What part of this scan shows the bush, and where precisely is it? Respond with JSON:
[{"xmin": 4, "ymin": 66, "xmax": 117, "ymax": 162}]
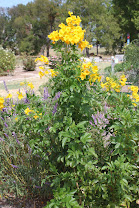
[
  {"xmin": 124, "ymin": 39, "xmax": 139, "ymax": 86},
  {"xmin": 22, "ymin": 56, "xmax": 36, "ymax": 71},
  {"xmin": 48, "ymin": 56, "xmax": 61, "ymax": 69},
  {"xmin": 0, "ymin": 12, "xmax": 139, "ymax": 207},
  {"xmin": 0, "ymin": 46, "xmax": 15, "ymax": 75}
]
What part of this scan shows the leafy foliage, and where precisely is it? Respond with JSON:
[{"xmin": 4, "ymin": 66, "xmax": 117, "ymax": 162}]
[
  {"xmin": 124, "ymin": 38, "xmax": 139, "ymax": 86},
  {"xmin": 0, "ymin": 12, "xmax": 139, "ymax": 208},
  {"xmin": 0, "ymin": 46, "xmax": 15, "ymax": 75},
  {"xmin": 22, "ymin": 55, "xmax": 36, "ymax": 71}
]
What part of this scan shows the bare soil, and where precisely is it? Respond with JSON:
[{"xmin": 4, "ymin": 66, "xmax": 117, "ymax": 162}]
[{"xmin": 0, "ymin": 65, "xmax": 49, "ymax": 98}]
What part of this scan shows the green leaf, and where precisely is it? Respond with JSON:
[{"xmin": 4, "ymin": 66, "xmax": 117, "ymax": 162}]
[{"xmin": 80, "ymin": 132, "xmax": 91, "ymax": 144}]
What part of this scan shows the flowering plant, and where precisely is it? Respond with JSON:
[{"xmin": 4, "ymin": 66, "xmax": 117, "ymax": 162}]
[{"xmin": 0, "ymin": 12, "xmax": 139, "ymax": 207}]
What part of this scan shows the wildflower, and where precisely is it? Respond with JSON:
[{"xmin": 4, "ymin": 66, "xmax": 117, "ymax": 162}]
[
  {"xmin": 3, "ymin": 80, "xmax": 9, "ymax": 93},
  {"xmin": 17, "ymin": 91, "xmax": 24, "ymax": 100},
  {"xmin": 80, "ymin": 72, "xmax": 86, "ymax": 80},
  {"xmin": 11, "ymin": 164, "xmax": 19, "ymax": 168},
  {"xmin": 34, "ymin": 115, "xmax": 39, "ymax": 119},
  {"xmin": 35, "ymin": 55, "xmax": 49, "ymax": 64},
  {"xmin": 28, "ymin": 82, "xmax": 34, "ymax": 90},
  {"xmin": 6, "ymin": 93, "xmax": 12, "ymax": 99},
  {"xmin": 39, "ymin": 71, "xmax": 45, "ymax": 78},
  {"xmin": 0, "ymin": 97, "xmax": 4, "ymax": 110},
  {"xmin": 20, "ymin": 82, "xmax": 25, "ymax": 86},
  {"xmin": 119, "ymin": 74, "xmax": 127, "ymax": 86},
  {"xmin": 24, "ymin": 107, "xmax": 32, "ymax": 115}
]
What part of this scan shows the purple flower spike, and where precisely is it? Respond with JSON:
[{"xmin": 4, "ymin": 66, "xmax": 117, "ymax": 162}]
[
  {"xmin": 0, "ymin": 137, "xmax": 4, "ymax": 142},
  {"xmin": 91, "ymin": 115, "xmax": 97, "ymax": 125},
  {"xmin": 16, "ymin": 139, "xmax": 20, "ymax": 144},
  {"xmin": 53, "ymin": 103, "xmax": 58, "ymax": 115},
  {"xmin": 4, "ymin": 133, "xmax": 9, "ymax": 138},
  {"xmin": 53, "ymin": 91, "xmax": 61, "ymax": 101},
  {"xmin": 3, "ymin": 80, "xmax": 9, "ymax": 93},
  {"xmin": 43, "ymin": 87, "xmax": 50, "ymax": 100},
  {"xmin": 4, "ymin": 122, "xmax": 8, "ymax": 128},
  {"xmin": 11, "ymin": 164, "xmax": 19, "ymax": 168}
]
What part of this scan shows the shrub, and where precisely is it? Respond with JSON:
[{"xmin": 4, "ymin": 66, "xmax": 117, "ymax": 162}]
[
  {"xmin": 124, "ymin": 39, "xmax": 139, "ymax": 86},
  {"xmin": 0, "ymin": 46, "xmax": 15, "ymax": 75},
  {"xmin": 0, "ymin": 12, "xmax": 139, "ymax": 208},
  {"xmin": 48, "ymin": 56, "xmax": 61, "ymax": 69},
  {"xmin": 22, "ymin": 56, "xmax": 36, "ymax": 71}
]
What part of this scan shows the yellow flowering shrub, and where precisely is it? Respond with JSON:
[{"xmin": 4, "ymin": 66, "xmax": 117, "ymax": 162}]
[{"xmin": 48, "ymin": 11, "xmax": 92, "ymax": 51}]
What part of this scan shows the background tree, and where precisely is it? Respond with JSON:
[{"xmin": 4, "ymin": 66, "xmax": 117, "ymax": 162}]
[{"xmin": 112, "ymin": 0, "xmax": 139, "ymax": 41}]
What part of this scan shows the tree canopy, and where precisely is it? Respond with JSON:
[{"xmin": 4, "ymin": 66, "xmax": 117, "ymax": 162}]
[{"xmin": 0, "ymin": 0, "xmax": 138, "ymax": 55}]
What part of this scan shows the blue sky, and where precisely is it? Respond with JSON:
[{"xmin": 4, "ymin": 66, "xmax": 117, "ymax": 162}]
[{"xmin": 0, "ymin": 0, "xmax": 33, "ymax": 8}]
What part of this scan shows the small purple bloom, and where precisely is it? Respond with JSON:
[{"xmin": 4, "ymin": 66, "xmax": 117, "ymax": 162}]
[
  {"xmin": 4, "ymin": 122, "xmax": 8, "ymax": 128},
  {"xmin": 11, "ymin": 164, "xmax": 19, "ymax": 168},
  {"xmin": 1, "ymin": 117, "xmax": 4, "ymax": 121},
  {"xmin": 0, "ymin": 137, "xmax": 4, "ymax": 142},
  {"xmin": 24, "ymin": 96, "xmax": 29, "ymax": 103},
  {"xmin": 4, "ymin": 133, "xmax": 9, "ymax": 138},
  {"xmin": 16, "ymin": 139, "xmax": 20, "ymax": 144}
]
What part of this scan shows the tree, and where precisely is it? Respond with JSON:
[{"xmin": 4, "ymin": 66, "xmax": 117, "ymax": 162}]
[
  {"xmin": 66, "ymin": 0, "xmax": 121, "ymax": 54},
  {"xmin": 112, "ymin": 0, "xmax": 139, "ymax": 41}
]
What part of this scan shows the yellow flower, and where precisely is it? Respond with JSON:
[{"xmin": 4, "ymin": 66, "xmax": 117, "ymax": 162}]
[
  {"xmin": 0, "ymin": 97, "xmax": 4, "ymax": 104},
  {"xmin": 17, "ymin": 92, "xmax": 24, "ymax": 100},
  {"xmin": 39, "ymin": 71, "xmax": 45, "ymax": 78},
  {"xmin": 120, "ymin": 74, "xmax": 127, "ymax": 86},
  {"xmin": 15, "ymin": 117, "xmax": 18, "ymax": 121},
  {"xmin": 35, "ymin": 55, "xmax": 49, "ymax": 64},
  {"xmin": 24, "ymin": 107, "xmax": 32, "ymax": 115},
  {"xmin": 80, "ymin": 72, "xmax": 86, "ymax": 80},
  {"xmin": 44, "ymin": 70, "xmax": 49, "ymax": 75},
  {"xmin": 101, "ymin": 82, "xmax": 105, "ymax": 88},
  {"xmin": 130, "ymin": 85, "xmax": 138, "ymax": 93},
  {"xmin": 68, "ymin": 11, "xmax": 73, "ymax": 16},
  {"xmin": 92, "ymin": 66, "xmax": 98, "ymax": 73},
  {"xmin": 20, "ymin": 82, "xmax": 25, "ymax": 86},
  {"xmin": 34, "ymin": 115, "xmax": 39, "ymax": 119},
  {"xmin": 84, "ymin": 70, "xmax": 90, "ymax": 76},
  {"xmin": 6, "ymin": 93, "xmax": 12, "ymax": 99},
  {"xmin": 28, "ymin": 82, "xmax": 34, "ymax": 90},
  {"xmin": 39, "ymin": 66, "xmax": 44, "ymax": 70},
  {"xmin": 0, "ymin": 104, "xmax": 4, "ymax": 110},
  {"xmin": 132, "ymin": 102, "xmax": 137, "ymax": 107}
]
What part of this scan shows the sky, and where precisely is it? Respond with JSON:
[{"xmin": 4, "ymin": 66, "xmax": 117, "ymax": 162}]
[{"xmin": 0, "ymin": 0, "xmax": 33, "ymax": 8}]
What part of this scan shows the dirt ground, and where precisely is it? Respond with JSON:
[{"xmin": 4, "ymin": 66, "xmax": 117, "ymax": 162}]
[{"xmin": 0, "ymin": 65, "xmax": 49, "ymax": 98}]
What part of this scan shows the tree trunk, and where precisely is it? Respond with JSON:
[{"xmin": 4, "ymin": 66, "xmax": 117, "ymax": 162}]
[
  {"xmin": 47, "ymin": 45, "xmax": 49, "ymax": 57},
  {"xmin": 96, "ymin": 43, "xmax": 99, "ymax": 56},
  {"xmin": 86, "ymin": 47, "xmax": 89, "ymax": 57}
]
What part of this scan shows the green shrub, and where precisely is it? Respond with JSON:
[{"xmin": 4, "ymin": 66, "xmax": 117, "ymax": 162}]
[
  {"xmin": 0, "ymin": 13, "xmax": 139, "ymax": 208},
  {"xmin": 22, "ymin": 56, "xmax": 36, "ymax": 71},
  {"xmin": 124, "ymin": 39, "xmax": 139, "ymax": 86},
  {"xmin": 0, "ymin": 46, "xmax": 15, "ymax": 75}
]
